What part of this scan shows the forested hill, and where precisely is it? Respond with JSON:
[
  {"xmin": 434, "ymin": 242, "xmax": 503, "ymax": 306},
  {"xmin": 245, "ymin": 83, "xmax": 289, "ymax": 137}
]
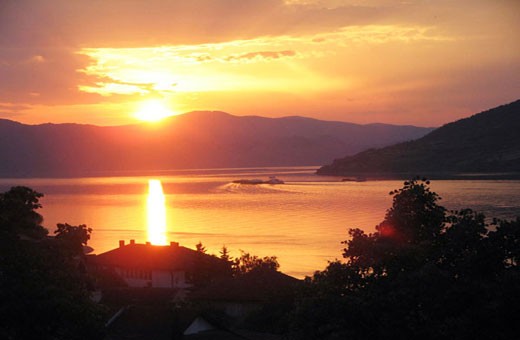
[
  {"xmin": 317, "ymin": 99, "xmax": 520, "ymax": 177},
  {"xmin": 0, "ymin": 111, "xmax": 432, "ymax": 177}
]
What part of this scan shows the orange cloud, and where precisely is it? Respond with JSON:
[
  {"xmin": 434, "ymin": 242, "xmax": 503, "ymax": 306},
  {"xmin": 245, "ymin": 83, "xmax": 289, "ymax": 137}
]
[{"xmin": 224, "ymin": 50, "xmax": 298, "ymax": 62}]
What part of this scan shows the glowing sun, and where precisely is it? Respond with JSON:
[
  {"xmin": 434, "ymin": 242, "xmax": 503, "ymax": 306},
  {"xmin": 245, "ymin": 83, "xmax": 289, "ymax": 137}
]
[{"xmin": 134, "ymin": 100, "xmax": 176, "ymax": 122}]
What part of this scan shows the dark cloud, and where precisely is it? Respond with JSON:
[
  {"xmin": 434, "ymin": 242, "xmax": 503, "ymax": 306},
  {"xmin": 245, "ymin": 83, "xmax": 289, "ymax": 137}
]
[
  {"xmin": 0, "ymin": 103, "xmax": 32, "ymax": 118},
  {"xmin": 195, "ymin": 54, "xmax": 214, "ymax": 62},
  {"xmin": 0, "ymin": 104, "xmax": 31, "ymax": 111},
  {"xmin": 0, "ymin": 47, "xmax": 103, "ymax": 105},
  {"xmin": 225, "ymin": 50, "xmax": 297, "ymax": 61}
]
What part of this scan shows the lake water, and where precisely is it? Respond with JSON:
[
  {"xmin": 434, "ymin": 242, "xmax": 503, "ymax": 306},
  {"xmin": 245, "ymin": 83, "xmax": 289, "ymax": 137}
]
[{"xmin": 2, "ymin": 167, "xmax": 520, "ymax": 278}]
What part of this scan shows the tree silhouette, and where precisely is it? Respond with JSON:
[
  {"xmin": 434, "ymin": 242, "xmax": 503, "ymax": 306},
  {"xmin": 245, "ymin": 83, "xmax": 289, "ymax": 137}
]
[
  {"xmin": 195, "ymin": 241, "xmax": 207, "ymax": 253},
  {"xmin": 342, "ymin": 178, "xmax": 446, "ymax": 278},
  {"xmin": 0, "ymin": 187, "xmax": 105, "ymax": 339},
  {"xmin": 0, "ymin": 186, "xmax": 47, "ymax": 239},
  {"xmin": 219, "ymin": 244, "xmax": 231, "ymax": 262},
  {"xmin": 55, "ymin": 223, "xmax": 92, "ymax": 256},
  {"xmin": 233, "ymin": 250, "xmax": 279, "ymax": 275},
  {"xmin": 290, "ymin": 178, "xmax": 520, "ymax": 340}
]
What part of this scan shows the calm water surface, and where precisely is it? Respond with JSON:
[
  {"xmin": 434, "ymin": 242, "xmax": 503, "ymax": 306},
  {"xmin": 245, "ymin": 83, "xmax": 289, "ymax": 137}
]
[{"xmin": 2, "ymin": 167, "xmax": 519, "ymax": 278}]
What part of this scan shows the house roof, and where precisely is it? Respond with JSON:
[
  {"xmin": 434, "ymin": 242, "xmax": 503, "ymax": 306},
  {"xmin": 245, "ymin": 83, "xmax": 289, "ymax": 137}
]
[
  {"xmin": 190, "ymin": 270, "xmax": 301, "ymax": 303},
  {"xmin": 91, "ymin": 242, "xmax": 223, "ymax": 271},
  {"xmin": 106, "ymin": 303, "xmax": 176, "ymax": 340},
  {"xmin": 182, "ymin": 329, "xmax": 246, "ymax": 339}
]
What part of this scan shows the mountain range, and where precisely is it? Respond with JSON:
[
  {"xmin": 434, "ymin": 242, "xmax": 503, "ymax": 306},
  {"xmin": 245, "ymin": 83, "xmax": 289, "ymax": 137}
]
[
  {"xmin": 317, "ymin": 100, "xmax": 520, "ymax": 177},
  {"xmin": 0, "ymin": 111, "xmax": 432, "ymax": 177}
]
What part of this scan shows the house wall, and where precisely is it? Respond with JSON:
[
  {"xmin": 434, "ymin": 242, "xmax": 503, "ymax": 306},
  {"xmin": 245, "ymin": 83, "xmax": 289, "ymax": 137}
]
[
  {"xmin": 210, "ymin": 301, "xmax": 260, "ymax": 319},
  {"xmin": 115, "ymin": 267, "xmax": 151, "ymax": 288},
  {"xmin": 152, "ymin": 270, "xmax": 173, "ymax": 288},
  {"xmin": 125, "ymin": 277, "xmax": 151, "ymax": 288},
  {"xmin": 114, "ymin": 267, "xmax": 192, "ymax": 288},
  {"xmin": 172, "ymin": 271, "xmax": 192, "ymax": 288}
]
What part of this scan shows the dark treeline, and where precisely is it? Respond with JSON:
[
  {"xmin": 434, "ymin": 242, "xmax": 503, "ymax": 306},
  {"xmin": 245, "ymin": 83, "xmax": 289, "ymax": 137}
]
[
  {"xmin": 195, "ymin": 241, "xmax": 280, "ymax": 277},
  {"xmin": 0, "ymin": 187, "xmax": 105, "ymax": 339},
  {"xmin": 1, "ymin": 180, "xmax": 519, "ymax": 339},
  {"xmin": 288, "ymin": 178, "xmax": 520, "ymax": 339}
]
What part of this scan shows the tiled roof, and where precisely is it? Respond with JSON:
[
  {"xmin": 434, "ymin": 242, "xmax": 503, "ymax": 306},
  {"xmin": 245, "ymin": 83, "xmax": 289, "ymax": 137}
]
[
  {"xmin": 92, "ymin": 242, "xmax": 221, "ymax": 271},
  {"xmin": 190, "ymin": 270, "xmax": 301, "ymax": 302}
]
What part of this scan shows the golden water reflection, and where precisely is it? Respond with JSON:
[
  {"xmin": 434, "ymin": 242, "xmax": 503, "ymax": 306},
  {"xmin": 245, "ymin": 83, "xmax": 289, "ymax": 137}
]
[
  {"xmin": 29, "ymin": 172, "xmax": 520, "ymax": 278},
  {"xmin": 147, "ymin": 179, "xmax": 167, "ymax": 245}
]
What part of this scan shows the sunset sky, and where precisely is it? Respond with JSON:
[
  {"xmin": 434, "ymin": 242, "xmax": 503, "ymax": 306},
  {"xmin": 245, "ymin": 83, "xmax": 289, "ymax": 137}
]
[{"xmin": 1, "ymin": 0, "xmax": 519, "ymax": 127}]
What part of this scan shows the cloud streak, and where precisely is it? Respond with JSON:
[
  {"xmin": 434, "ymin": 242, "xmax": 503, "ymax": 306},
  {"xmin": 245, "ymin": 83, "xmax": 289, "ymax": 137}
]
[
  {"xmin": 0, "ymin": 0, "xmax": 484, "ymax": 49},
  {"xmin": 224, "ymin": 50, "xmax": 297, "ymax": 62}
]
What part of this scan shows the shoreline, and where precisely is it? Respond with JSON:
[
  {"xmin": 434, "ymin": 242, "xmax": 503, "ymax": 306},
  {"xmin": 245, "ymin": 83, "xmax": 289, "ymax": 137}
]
[{"xmin": 314, "ymin": 171, "xmax": 520, "ymax": 181}]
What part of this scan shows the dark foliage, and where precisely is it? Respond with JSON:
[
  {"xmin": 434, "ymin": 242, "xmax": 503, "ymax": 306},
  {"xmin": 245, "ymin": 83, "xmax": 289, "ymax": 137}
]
[
  {"xmin": 219, "ymin": 245, "xmax": 231, "ymax": 262},
  {"xmin": 0, "ymin": 186, "xmax": 47, "ymax": 239},
  {"xmin": 290, "ymin": 178, "xmax": 520, "ymax": 340},
  {"xmin": 0, "ymin": 186, "xmax": 105, "ymax": 339},
  {"xmin": 192, "ymin": 247, "xmax": 281, "ymax": 288},
  {"xmin": 233, "ymin": 250, "xmax": 280, "ymax": 275},
  {"xmin": 55, "ymin": 223, "xmax": 92, "ymax": 256},
  {"xmin": 191, "ymin": 248, "xmax": 231, "ymax": 288},
  {"xmin": 195, "ymin": 241, "xmax": 207, "ymax": 253}
]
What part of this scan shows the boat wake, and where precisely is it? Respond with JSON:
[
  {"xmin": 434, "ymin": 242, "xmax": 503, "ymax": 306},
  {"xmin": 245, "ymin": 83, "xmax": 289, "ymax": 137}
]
[{"xmin": 216, "ymin": 182, "xmax": 293, "ymax": 194}]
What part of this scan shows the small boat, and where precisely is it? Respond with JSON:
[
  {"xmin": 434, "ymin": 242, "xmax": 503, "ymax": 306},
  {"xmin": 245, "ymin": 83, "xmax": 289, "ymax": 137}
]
[
  {"xmin": 341, "ymin": 176, "xmax": 366, "ymax": 182},
  {"xmin": 232, "ymin": 179, "xmax": 264, "ymax": 185},
  {"xmin": 265, "ymin": 176, "xmax": 284, "ymax": 184}
]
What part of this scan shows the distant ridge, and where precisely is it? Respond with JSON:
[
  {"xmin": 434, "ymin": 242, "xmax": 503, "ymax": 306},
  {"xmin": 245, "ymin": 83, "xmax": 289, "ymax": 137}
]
[
  {"xmin": 317, "ymin": 100, "xmax": 520, "ymax": 177},
  {"xmin": 0, "ymin": 111, "xmax": 432, "ymax": 177}
]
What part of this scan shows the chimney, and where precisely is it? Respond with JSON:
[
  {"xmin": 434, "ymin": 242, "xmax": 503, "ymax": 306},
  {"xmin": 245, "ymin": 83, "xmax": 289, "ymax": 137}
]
[
  {"xmin": 119, "ymin": 240, "xmax": 125, "ymax": 248},
  {"xmin": 130, "ymin": 239, "xmax": 135, "ymax": 245},
  {"xmin": 170, "ymin": 241, "xmax": 179, "ymax": 247}
]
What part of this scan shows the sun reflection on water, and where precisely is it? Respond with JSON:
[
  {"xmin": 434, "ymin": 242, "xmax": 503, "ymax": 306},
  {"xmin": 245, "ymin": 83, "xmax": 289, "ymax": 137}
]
[{"xmin": 147, "ymin": 179, "xmax": 167, "ymax": 245}]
